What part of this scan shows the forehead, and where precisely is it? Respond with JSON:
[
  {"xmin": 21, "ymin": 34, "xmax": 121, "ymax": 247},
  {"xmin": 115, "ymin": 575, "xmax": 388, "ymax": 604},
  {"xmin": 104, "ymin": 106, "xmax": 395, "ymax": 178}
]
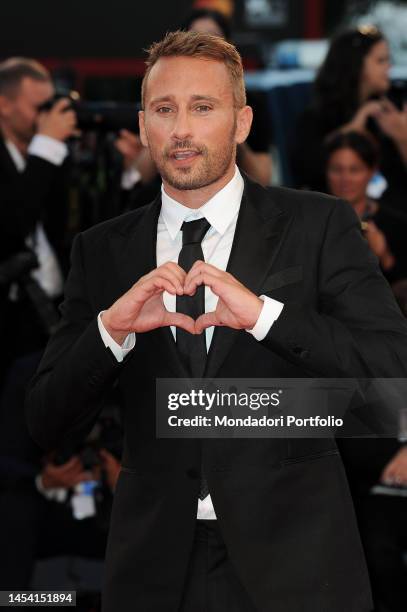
[
  {"xmin": 330, "ymin": 147, "xmax": 364, "ymax": 164},
  {"xmin": 368, "ymin": 39, "xmax": 388, "ymax": 58},
  {"xmin": 18, "ymin": 77, "xmax": 53, "ymax": 103},
  {"xmin": 145, "ymin": 56, "xmax": 234, "ymax": 104}
]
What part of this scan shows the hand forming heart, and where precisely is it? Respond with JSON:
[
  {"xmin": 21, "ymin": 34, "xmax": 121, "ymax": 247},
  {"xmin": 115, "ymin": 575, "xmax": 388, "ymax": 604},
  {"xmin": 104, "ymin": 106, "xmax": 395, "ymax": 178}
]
[{"xmin": 102, "ymin": 261, "xmax": 263, "ymax": 344}]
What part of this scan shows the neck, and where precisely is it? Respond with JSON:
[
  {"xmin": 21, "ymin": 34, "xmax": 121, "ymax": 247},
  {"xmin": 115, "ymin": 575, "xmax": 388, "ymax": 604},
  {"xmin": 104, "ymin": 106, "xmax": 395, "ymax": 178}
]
[
  {"xmin": 358, "ymin": 81, "xmax": 372, "ymax": 105},
  {"xmin": 162, "ymin": 162, "xmax": 236, "ymax": 209},
  {"xmin": 0, "ymin": 124, "xmax": 28, "ymax": 156},
  {"xmin": 353, "ymin": 196, "xmax": 369, "ymax": 218}
]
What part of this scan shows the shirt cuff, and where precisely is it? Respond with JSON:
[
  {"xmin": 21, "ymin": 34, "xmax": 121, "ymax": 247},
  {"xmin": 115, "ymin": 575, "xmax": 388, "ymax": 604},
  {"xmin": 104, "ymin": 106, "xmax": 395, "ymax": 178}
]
[
  {"xmin": 28, "ymin": 134, "xmax": 68, "ymax": 166},
  {"xmin": 35, "ymin": 473, "xmax": 68, "ymax": 503},
  {"xmin": 121, "ymin": 166, "xmax": 142, "ymax": 190},
  {"xmin": 97, "ymin": 311, "xmax": 135, "ymax": 362},
  {"xmin": 246, "ymin": 295, "xmax": 284, "ymax": 341}
]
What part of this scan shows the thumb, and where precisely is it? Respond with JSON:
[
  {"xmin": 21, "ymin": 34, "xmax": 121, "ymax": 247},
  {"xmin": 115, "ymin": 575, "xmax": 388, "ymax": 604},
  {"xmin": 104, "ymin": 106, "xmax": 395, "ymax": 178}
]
[
  {"xmin": 165, "ymin": 312, "xmax": 196, "ymax": 334},
  {"xmin": 195, "ymin": 312, "xmax": 218, "ymax": 334}
]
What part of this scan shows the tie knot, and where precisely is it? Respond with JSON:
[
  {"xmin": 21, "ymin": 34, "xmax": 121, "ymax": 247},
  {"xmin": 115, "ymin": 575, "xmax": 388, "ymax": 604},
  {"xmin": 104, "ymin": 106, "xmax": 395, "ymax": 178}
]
[{"xmin": 181, "ymin": 218, "xmax": 211, "ymax": 246}]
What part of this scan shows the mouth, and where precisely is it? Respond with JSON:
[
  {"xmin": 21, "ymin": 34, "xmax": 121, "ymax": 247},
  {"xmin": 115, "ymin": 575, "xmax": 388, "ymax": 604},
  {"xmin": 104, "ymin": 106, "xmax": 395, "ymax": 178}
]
[{"xmin": 169, "ymin": 149, "xmax": 201, "ymax": 164}]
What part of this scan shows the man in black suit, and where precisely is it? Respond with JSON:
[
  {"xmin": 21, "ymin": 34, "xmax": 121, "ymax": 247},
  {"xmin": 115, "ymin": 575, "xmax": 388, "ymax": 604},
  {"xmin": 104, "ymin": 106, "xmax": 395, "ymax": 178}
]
[
  {"xmin": 0, "ymin": 58, "xmax": 81, "ymax": 589},
  {"xmin": 0, "ymin": 57, "xmax": 77, "ymax": 365},
  {"xmin": 26, "ymin": 31, "xmax": 407, "ymax": 612}
]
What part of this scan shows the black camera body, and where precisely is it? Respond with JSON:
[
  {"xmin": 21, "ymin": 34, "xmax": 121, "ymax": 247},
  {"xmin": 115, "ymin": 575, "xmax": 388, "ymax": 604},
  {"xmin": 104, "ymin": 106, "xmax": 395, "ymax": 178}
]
[{"xmin": 38, "ymin": 91, "xmax": 140, "ymax": 133}]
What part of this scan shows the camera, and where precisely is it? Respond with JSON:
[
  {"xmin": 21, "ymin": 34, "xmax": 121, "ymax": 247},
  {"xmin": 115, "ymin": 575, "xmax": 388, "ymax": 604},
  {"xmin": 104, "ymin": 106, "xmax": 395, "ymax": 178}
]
[
  {"xmin": 38, "ymin": 90, "xmax": 140, "ymax": 133},
  {"xmin": 0, "ymin": 250, "xmax": 38, "ymax": 286}
]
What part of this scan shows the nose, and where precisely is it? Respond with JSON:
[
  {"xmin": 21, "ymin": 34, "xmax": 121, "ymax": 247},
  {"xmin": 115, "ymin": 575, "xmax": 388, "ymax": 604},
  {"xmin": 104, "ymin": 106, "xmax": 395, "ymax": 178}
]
[{"xmin": 170, "ymin": 108, "xmax": 192, "ymax": 142}]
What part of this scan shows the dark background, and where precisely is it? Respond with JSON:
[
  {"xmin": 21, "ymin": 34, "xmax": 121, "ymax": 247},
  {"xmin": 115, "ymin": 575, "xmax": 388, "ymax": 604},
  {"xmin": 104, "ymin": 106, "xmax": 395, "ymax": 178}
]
[{"xmin": 1, "ymin": 0, "xmax": 349, "ymax": 59}]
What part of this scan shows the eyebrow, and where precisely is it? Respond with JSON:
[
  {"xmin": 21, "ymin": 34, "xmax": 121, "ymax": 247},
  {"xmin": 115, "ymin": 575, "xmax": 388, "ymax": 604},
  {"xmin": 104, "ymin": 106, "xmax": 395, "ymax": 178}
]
[{"xmin": 149, "ymin": 94, "xmax": 220, "ymax": 107}]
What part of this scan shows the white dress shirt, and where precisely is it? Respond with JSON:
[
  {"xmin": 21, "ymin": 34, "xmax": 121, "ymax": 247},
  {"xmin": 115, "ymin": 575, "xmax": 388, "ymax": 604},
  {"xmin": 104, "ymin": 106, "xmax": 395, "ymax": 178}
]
[
  {"xmin": 6, "ymin": 136, "xmax": 66, "ymax": 298},
  {"xmin": 98, "ymin": 166, "xmax": 284, "ymax": 519}
]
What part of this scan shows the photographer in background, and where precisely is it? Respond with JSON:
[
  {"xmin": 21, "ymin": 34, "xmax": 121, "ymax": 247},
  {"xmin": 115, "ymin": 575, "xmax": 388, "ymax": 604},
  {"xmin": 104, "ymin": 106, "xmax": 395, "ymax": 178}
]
[
  {"xmin": 0, "ymin": 57, "xmax": 77, "ymax": 373},
  {"xmin": 0, "ymin": 394, "xmax": 122, "ymax": 590},
  {"xmin": 0, "ymin": 58, "xmax": 80, "ymax": 590}
]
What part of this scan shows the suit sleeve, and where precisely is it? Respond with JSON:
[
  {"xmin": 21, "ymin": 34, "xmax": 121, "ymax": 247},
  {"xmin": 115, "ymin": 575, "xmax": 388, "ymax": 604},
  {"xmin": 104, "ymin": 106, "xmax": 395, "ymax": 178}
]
[
  {"xmin": 25, "ymin": 233, "xmax": 125, "ymax": 451},
  {"xmin": 2, "ymin": 155, "xmax": 62, "ymax": 241},
  {"xmin": 261, "ymin": 199, "xmax": 407, "ymax": 377}
]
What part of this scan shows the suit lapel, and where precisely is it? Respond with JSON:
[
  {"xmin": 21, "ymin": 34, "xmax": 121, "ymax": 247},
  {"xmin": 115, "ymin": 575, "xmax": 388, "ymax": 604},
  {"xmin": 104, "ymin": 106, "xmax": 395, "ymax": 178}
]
[
  {"xmin": 204, "ymin": 177, "xmax": 293, "ymax": 378},
  {"xmin": 0, "ymin": 138, "xmax": 22, "ymax": 178}
]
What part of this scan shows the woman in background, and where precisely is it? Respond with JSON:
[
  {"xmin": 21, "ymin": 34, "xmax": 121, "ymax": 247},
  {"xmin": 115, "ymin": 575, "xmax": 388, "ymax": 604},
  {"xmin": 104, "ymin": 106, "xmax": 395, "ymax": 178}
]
[
  {"xmin": 293, "ymin": 27, "xmax": 407, "ymax": 212},
  {"xmin": 325, "ymin": 130, "xmax": 407, "ymax": 283}
]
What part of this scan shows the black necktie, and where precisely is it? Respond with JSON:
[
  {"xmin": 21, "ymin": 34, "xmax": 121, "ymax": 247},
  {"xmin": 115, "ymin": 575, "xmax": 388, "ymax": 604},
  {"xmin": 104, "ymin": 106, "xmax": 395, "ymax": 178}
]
[
  {"xmin": 176, "ymin": 218, "xmax": 210, "ymax": 377},
  {"xmin": 176, "ymin": 217, "xmax": 210, "ymax": 500}
]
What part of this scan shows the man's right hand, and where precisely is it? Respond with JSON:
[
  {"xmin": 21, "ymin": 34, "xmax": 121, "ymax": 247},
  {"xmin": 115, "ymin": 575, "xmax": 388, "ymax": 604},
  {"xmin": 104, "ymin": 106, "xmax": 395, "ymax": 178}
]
[
  {"xmin": 342, "ymin": 100, "xmax": 383, "ymax": 133},
  {"xmin": 37, "ymin": 98, "xmax": 78, "ymax": 141},
  {"xmin": 101, "ymin": 262, "xmax": 196, "ymax": 344},
  {"xmin": 41, "ymin": 456, "xmax": 92, "ymax": 489}
]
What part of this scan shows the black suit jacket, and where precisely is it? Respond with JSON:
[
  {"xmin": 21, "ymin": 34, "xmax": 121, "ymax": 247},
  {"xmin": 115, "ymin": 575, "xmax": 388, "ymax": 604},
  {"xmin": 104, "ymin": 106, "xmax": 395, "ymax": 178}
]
[
  {"xmin": 0, "ymin": 138, "xmax": 70, "ymax": 363},
  {"xmin": 26, "ymin": 176, "xmax": 407, "ymax": 612}
]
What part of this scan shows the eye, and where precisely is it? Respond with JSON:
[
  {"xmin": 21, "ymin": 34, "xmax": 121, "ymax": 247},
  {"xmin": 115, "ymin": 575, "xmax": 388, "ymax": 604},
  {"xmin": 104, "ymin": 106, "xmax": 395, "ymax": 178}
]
[
  {"xmin": 156, "ymin": 106, "xmax": 173, "ymax": 114},
  {"xmin": 195, "ymin": 105, "xmax": 212, "ymax": 113}
]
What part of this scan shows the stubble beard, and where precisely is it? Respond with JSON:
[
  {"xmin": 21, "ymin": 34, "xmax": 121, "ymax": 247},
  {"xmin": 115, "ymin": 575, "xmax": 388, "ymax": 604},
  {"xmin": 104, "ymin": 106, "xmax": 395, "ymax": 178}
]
[{"xmin": 148, "ymin": 125, "xmax": 237, "ymax": 191}]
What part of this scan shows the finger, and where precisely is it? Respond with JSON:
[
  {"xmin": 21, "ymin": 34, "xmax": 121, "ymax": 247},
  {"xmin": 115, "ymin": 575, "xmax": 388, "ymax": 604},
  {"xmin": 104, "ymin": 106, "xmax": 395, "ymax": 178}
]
[
  {"xmin": 64, "ymin": 110, "xmax": 77, "ymax": 123},
  {"xmin": 158, "ymin": 262, "xmax": 187, "ymax": 289},
  {"xmin": 52, "ymin": 464, "xmax": 85, "ymax": 479},
  {"xmin": 150, "ymin": 269, "xmax": 184, "ymax": 294},
  {"xmin": 142, "ymin": 276, "xmax": 180, "ymax": 297},
  {"xmin": 52, "ymin": 98, "xmax": 72, "ymax": 113},
  {"xmin": 165, "ymin": 312, "xmax": 196, "ymax": 334},
  {"xmin": 195, "ymin": 312, "xmax": 219, "ymax": 334},
  {"xmin": 72, "ymin": 471, "xmax": 94, "ymax": 485},
  {"xmin": 380, "ymin": 98, "xmax": 397, "ymax": 113},
  {"xmin": 145, "ymin": 263, "xmax": 186, "ymax": 287},
  {"xmin": 188, "ymin": 260, "xmax": 223, "ymax": 276},
  {"xmin": 99, "ymin": 449, "xmax": 114, "ymax": 463},
  {"xmin": 184, "ymin": 270, "xmax": 223, "ymax": 296},
  {"xmin": 380, "ymin": 465, "xmax": 395, "ymax": 482},
  {"xmin": 186, "ymin": 263, "xmax": 236, "ymax": 290},
  {"xmin": 135, "ymin": 275, "xmax": 188, "ymax": 303},
  {"xmin": 120, "ymin": 129, "xmax": 139, "ymax": 142},
  {"xmin": 50, "ymin": 456, "xmax": 81, "ymax": 472}
]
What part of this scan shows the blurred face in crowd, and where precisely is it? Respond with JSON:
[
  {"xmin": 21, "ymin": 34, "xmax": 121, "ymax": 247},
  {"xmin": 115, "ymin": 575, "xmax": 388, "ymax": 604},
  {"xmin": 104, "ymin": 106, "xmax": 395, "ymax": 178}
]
[
  {"xmin": 139, "ymin": 55, "xmax": 252, "ymax": 203},
  {"xmin": 189, "ymin": 17, "xmax": 225, "ymax": 38},
  {"xmin": 361, "ymin": 39, "xmax": 391, "ymax": 98},
  {"xmin": 0, "ymin": 76, "xmax": 53, "ymax": 144},
  {"xmin": 326, "ymin": 147, "xmax": 375, "ymax": 210}
]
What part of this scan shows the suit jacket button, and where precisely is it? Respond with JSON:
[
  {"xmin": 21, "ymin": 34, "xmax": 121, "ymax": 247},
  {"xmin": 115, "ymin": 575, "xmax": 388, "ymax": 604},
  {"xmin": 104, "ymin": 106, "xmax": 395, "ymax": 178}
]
[
  {"xmin": 186, "ymin": 468, "xmax": 199, "ymax": 479},
  {"xmin": 291, "ymin": 344, "xmax": 307, "ymax": 357}
]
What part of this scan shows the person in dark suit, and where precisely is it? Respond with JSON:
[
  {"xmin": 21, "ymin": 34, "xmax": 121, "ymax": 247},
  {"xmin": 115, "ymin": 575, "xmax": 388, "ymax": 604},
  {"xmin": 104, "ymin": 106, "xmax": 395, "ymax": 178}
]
[
  {"xmin": 26, "ymin": 31, "xmax": 407, "ymax": 612},
  {"xmin": 0, "ymin": 57, "xmax": 77, "ymax": 367}
]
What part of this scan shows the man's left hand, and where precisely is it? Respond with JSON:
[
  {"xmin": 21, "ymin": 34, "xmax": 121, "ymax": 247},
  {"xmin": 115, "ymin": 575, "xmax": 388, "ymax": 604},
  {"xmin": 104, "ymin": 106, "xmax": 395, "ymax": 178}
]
[
  {"xmin": 183, "ymin": 261, "xmax": 263, "ymax": 334},
  {"xmin": 380, "ymin": 446, "xmax": 407, "ymax": 486},
  {"xmin": 115, "ymin": 129, "xmax": 143, "ymax": 170}
]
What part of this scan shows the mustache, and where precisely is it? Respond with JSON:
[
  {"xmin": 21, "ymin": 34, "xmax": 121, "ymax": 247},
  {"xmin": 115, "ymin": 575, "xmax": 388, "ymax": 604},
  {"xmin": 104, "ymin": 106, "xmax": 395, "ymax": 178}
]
[{"xmin": 164, "ymin": 141, "xmax": 206, "ymax": 158}]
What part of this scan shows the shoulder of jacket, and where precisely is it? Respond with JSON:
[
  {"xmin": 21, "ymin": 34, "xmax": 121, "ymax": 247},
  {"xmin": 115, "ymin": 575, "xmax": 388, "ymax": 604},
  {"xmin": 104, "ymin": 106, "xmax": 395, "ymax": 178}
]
[{"xmin": 78, "ymin": 202, "xmax": 153, "ymax": 244}]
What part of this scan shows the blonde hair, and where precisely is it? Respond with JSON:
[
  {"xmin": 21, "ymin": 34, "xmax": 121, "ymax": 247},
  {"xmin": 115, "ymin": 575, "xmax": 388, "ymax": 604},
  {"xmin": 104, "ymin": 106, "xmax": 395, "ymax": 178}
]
[{"xmin": 141, "ymin": 30, "xmax": 246, "ymax": 109}]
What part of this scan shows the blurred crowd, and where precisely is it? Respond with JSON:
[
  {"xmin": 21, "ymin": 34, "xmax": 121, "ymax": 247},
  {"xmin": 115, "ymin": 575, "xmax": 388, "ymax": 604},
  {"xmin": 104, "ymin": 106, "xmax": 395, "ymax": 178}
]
[{"xmin": 0, "ymin": 8, "xmax": 406, "ymax": 612}]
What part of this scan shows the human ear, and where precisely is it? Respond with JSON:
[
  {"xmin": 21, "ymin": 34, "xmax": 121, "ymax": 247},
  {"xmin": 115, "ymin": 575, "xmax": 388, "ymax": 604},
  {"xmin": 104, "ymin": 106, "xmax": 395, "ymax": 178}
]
[
  {"xmin": 235, "ymin": 105, "xmax": 253, "ymax": 144},
  {"xmin": 138, "ymin": 110, "xmax": 148, "ymax": 147}
]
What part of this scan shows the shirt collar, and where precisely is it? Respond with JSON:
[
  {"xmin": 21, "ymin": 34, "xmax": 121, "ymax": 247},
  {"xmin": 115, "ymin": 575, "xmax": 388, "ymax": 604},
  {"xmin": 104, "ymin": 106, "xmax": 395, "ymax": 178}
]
[
  {"xmin": 5, "ymin": 140, "xmax": 25, "ymax": 172},
  {"xmin": 160, "ymin": 166, "xmax": 244, "ymax": 240}
]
